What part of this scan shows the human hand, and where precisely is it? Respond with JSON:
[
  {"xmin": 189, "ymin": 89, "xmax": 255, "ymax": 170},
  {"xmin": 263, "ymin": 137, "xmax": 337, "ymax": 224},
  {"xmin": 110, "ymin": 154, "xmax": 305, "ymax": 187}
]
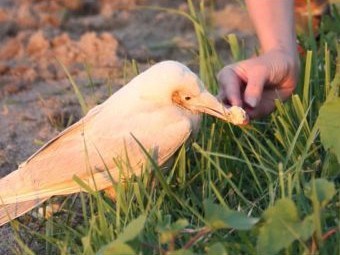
[{"xmin": 217, "ymin": 49, "xmax": 299, "ymax": 119}]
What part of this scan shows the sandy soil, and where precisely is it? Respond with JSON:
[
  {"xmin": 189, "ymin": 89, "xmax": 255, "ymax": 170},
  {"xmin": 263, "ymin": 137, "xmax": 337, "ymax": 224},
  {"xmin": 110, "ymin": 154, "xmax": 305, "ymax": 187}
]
[{"xmin": 0, "ymin": 0, "xmax": 256, "ymax": 253}]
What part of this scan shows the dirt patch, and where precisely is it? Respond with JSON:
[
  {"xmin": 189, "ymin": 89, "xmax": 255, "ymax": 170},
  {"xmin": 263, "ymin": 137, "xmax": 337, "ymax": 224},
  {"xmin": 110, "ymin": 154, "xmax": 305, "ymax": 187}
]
[{"xmin": 0, "ymin": 30, "xmax": 120, "ymax": 83}]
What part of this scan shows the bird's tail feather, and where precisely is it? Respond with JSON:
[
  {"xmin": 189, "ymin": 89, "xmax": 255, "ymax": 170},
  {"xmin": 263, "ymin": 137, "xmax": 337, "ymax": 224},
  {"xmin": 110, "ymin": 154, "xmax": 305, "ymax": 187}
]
[
  {"xmin": 1, "ymin": 171, "xmax": 114, "ymax": 204},
  {"xmin": 0, "ymin": 170, "xmax": 114, "ymax": 226},
  {"xmin": 0, "ymin": 197, "xmax": 49, "ymax": 227}
]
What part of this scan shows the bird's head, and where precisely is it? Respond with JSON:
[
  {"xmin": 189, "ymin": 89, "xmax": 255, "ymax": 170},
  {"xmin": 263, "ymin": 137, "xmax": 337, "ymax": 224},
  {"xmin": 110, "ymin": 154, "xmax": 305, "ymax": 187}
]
[{"xmin": 135, "ymin": 60, "xmax": 248, "ymax": 125}]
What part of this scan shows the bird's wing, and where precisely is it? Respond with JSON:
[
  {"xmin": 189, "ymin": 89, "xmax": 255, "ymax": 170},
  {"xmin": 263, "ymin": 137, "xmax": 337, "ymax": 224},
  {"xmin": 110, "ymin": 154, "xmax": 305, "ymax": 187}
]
[
  {"xmin": 0, "ymin": 101, "xmax": 193, "ymax": 204},
  {"xmin": 20, "ymin": 103, "xmax": 104, "ymax": 167},
  {"xmin": 0, "ymin": 103, "xmax": 104, "ymax": 203}
]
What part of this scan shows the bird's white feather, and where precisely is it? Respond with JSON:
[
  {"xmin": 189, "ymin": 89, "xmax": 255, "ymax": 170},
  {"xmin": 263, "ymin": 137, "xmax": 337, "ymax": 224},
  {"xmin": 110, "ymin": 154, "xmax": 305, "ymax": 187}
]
[
  {"xmin": 0, "ymin": 60, "xmax": 245, "ymax": 226},
  {"xmin": 0, "ymin": 61, "xmax": 201, "ymax": 205}
]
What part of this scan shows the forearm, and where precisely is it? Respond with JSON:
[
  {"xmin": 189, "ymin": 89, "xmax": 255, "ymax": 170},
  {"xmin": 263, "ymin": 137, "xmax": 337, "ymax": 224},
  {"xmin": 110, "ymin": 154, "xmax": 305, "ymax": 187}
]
[{"xmin": 245, "ymin": 0, "xmax": 297, "ymax": 57}]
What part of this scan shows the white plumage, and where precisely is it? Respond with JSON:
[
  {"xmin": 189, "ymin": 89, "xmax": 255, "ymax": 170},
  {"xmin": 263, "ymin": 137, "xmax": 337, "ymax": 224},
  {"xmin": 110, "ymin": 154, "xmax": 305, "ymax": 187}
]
[{"xmin": 0, "ymin": 60, "xmax": 247, "ymax": 226}]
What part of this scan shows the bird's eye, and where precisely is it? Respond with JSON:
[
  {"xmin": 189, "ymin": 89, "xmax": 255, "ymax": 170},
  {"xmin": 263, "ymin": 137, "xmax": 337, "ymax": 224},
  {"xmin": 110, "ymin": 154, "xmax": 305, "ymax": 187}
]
[{"xmin": 184, "ymin": 96, "xmax": 191, "ymax": 101}]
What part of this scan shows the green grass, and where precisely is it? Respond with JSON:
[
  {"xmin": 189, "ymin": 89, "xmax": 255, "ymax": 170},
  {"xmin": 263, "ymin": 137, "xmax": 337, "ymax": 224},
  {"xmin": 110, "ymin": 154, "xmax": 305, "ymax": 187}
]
[{"xmin": 12, "ymin": 1, "xmax": 340, "ymax": 255}]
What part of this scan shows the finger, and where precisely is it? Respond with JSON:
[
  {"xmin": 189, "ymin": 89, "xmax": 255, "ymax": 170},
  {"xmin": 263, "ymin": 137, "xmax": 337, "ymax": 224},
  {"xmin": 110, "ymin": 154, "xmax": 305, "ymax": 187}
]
[
  {"xmin": 243, "ymin": 70, "xmax": 267, "ymax": 108},
  {"xmin": 217, "ymin": 66, "xmax": 243, "ymax": 107},
  {"xmin": 247, "ymin": 89, "xmax": 279, "ymax": 119}
]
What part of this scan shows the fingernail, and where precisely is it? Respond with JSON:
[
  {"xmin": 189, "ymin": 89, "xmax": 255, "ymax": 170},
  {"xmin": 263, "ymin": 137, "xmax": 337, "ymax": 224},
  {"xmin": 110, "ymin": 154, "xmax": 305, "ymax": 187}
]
[{"xmin": 245, "ymin": 97, "xmax": 258, "ymax": 108}]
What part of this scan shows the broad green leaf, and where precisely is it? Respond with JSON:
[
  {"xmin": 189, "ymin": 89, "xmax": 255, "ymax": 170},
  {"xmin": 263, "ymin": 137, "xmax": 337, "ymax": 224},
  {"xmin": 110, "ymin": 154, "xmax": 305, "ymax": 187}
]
[
  {"xmin": 300, "ymin": 215, "xmax": 315, "ymax": 241},
  {"xmin": 322, "ymin": 153, "xmax": 340, "ymax": 178},
  {"xmin": 159, "ymin": 231, "xmax": 173, "ymax": 244},
  {"xmin": 96, "ymin": 215, "xmax": 146, "ymax": 255},
  {"xmin": 318, "ymin": 74, "xmax": 340, "ymax": 163},
  {"xmin": 206, "ymin": 242, "xmax": 228, "ymax": 255},
  {"xmin": 96, "ymin": 241, "xmax": 135, "ymax": 255},
  {"xmin": 204, "ymin": 199, "xmax": 259, "ymax": 230},
  {"xmin": 262, "ymin": 198, "xmax": 299, "ymax": 221},
  {"xmin": 257, "ymin": 198, "xmax": 315, "ymax": 255},
  {"xmin": 157, "ymin": 218, "xmax": 189, "ymax": 244},
  {"xmin": 305, "ymin": 179, "xmax": 336, "ymax": 207},
  {"xmin": 117, "ymin": 214, "xmax": 146, "ymax": 243},
  {"xmin": 172, "ymin": 219, "xmax": 189, "ymax": 231}
]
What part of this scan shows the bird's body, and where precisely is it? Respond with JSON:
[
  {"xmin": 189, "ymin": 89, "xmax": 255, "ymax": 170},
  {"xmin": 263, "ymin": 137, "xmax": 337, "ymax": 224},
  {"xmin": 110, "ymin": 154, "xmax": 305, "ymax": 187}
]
[{"xmin": 0, "ymin": 61, "xmax": 247, "ymax": 226}]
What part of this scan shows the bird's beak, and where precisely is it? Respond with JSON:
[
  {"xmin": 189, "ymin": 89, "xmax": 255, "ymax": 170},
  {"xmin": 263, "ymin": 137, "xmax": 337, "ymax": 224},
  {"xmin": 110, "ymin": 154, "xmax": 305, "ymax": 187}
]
[{"xmin": 190, "ymin": 90, "xmax": 248, "ymax": 125}]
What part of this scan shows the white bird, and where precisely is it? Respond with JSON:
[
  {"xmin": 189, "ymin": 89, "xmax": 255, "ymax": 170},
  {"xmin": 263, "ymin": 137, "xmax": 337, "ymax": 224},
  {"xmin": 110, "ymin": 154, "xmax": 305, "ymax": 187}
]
[{"xmin": 0, "ymin": 60, "xmax": 247, "ymax": 226}]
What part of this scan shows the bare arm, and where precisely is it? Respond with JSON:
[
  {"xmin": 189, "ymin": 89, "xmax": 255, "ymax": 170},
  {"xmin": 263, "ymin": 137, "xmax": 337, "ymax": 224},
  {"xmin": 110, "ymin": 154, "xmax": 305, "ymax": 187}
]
[
  {"xmin": 218, "ymin": 0, "xmax": 299, "ymax": 118},
  {"xmin": 246, "ymin": 0, "xmax": 297, "ymax": 54}
]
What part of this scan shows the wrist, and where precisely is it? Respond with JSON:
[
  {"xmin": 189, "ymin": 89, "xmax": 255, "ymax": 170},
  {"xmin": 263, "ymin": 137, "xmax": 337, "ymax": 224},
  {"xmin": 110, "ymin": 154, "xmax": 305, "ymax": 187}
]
[
  {"xmin": 261, "ymin": 38, "xmax": 298, "ymax": 59},
  {"xmin": 264, "ymin": 46, "xmax": 299, "ymax": 62}
]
